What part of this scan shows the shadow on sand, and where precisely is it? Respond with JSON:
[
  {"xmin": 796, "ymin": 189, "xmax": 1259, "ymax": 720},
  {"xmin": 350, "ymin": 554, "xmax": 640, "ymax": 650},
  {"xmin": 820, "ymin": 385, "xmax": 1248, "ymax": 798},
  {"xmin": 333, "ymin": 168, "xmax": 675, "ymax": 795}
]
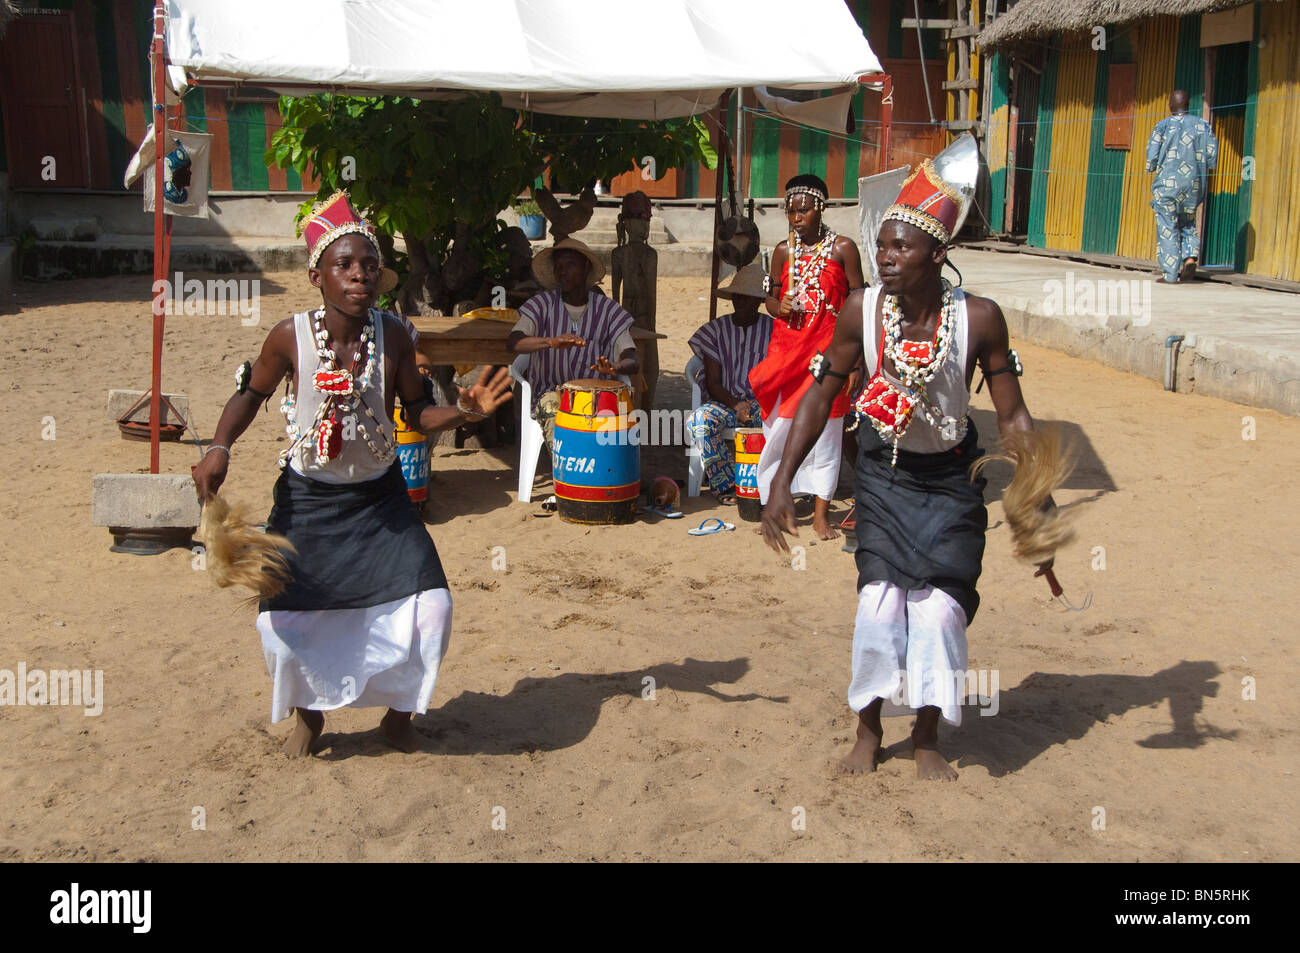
[
  {"xmin": 315, "ymin": 656, "xmax": 787, "ymax": 761},
  {"xmin": 877, "ymin": 660, "xmax": 1235, "ymax": 777}
]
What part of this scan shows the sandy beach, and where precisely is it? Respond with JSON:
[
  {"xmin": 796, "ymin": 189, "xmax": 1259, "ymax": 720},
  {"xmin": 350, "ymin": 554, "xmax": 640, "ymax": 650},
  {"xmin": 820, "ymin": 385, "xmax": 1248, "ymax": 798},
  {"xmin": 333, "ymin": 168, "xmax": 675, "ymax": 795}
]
[{"xmin": 1, "ymin": 270, "xmax": 1296, "ymax": 862}]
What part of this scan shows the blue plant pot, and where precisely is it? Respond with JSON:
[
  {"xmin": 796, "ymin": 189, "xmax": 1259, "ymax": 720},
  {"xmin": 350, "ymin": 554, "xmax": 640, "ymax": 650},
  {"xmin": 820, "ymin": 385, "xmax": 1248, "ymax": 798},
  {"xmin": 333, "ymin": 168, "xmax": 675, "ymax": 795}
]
[{"xmin": 519, "ymin": 214, "xmax": 546, "ymax": 240}]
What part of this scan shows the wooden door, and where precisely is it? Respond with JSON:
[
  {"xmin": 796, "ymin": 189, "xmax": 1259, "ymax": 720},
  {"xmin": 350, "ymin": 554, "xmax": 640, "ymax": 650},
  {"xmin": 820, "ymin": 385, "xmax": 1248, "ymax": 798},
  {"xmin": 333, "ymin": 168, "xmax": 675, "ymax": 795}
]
[{"xmin": 0, "ymin": 11, "xmax": 88, "ymax": 189}]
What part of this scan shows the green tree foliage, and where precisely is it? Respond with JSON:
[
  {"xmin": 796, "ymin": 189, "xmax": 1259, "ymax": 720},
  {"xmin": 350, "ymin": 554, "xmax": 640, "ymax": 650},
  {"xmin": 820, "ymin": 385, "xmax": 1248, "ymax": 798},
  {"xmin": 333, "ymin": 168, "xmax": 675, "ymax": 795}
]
[{"xmin": 268, "ymin": 93, "xmax": 716, "ymax": 315}]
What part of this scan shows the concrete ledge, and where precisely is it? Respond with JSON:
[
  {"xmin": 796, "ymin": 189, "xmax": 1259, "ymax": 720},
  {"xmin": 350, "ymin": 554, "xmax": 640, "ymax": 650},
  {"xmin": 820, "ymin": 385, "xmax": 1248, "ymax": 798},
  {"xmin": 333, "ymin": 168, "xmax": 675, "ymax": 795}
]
[
  {"xmin": 92, "ymin": 473, "xmax": 201, "ymax": 528},
  {"xmin": 29, "ymin": 215, "xmax": 100, "ymax": 241},
  {"xmin": 107, "ymin": 389, "xmax": 189, "ymax": 426},
  {"xmin": 993, "ymin": 298, "xmax": 1300, "ymax": 419},
  {"xmin": 26, "ymin": 237, "xmax": 306, "ymax": 279}
]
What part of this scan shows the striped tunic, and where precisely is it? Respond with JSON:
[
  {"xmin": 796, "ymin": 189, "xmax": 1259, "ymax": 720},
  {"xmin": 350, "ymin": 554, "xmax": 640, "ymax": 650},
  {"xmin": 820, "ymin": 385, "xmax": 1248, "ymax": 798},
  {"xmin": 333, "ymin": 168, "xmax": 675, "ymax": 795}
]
[
  {"xmin": 515, "ymin": 290, "xmax": 635, "ymax": 412},
  {"xmin": 689, "ymin": 313, "xmax": 773, "ymax": 401}
]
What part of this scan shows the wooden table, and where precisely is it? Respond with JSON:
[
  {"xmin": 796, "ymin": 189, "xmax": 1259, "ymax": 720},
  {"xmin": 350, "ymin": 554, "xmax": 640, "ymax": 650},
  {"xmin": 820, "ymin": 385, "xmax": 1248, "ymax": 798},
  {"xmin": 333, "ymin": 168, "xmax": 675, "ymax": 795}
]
[{"xmin": 413, "ymin": 316, "xmax": 664, "ymax": 368}]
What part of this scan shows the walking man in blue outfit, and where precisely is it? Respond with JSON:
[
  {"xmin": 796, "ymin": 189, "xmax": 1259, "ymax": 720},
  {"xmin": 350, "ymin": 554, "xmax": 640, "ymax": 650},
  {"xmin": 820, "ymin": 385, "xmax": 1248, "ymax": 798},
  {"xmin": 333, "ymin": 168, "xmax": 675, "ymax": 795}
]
[{"xmin": 1146, "ymin": 88, "xmax": 1218, "ymax": 284}]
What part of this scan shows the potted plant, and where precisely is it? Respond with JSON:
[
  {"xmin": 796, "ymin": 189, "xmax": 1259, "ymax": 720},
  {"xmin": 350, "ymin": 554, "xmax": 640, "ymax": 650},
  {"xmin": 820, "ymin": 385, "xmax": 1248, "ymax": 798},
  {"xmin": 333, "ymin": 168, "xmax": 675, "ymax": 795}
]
[{"xmin": 515, "ymin": 197, "xmax": 545, "ymax": 240}]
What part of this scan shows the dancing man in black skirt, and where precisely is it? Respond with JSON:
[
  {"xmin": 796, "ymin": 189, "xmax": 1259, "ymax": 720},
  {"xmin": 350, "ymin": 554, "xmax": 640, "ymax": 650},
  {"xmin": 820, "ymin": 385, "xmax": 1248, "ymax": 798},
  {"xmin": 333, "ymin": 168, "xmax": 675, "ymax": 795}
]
[
  {"xmin": 760, "ymin": 159, "xmax": 1053, "ymax": 780},
  {"xmin": 193, "ymin": 192, "xmax": 512, "ymax": 757}
]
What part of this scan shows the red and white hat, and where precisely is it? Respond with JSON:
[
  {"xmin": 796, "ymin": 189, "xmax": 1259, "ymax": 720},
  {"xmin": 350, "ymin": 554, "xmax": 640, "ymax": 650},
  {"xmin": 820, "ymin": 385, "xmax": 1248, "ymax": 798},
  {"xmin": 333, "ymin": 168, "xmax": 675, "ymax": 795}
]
[
  {"xmin": 302, "ymin": 191, "xmax": 397, "ymax": 292},
  {"xmin": 881, "ymin": 160, "xmax": 966, "ymax": 245}
]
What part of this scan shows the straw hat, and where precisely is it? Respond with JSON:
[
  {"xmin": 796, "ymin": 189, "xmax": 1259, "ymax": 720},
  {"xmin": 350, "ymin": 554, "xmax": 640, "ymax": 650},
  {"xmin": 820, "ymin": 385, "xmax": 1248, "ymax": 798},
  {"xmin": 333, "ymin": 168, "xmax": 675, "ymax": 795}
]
[
  {"xmin": 716, "ymin": 263, "xmax": 767, "ymax": 300},
  {"xmin": 532, "ymin": 238, "xmax": 605, "ymax": 290}
]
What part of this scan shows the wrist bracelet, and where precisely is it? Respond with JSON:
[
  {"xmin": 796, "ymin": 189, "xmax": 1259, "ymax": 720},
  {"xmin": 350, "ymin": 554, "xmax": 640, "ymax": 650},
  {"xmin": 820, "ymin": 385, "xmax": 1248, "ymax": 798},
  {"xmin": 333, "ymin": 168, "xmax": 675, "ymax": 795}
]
[{"xmin": 205, "ymin": 444, "xmax": 231, "ymax": 458}]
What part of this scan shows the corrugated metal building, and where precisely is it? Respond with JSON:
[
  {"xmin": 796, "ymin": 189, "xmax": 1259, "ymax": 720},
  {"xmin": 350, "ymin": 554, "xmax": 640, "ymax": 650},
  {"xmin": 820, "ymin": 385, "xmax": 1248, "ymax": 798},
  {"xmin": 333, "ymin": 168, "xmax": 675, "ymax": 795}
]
[{"xmin": 981, "ymin": 0, "xmax": 1300, "ymax": 283}]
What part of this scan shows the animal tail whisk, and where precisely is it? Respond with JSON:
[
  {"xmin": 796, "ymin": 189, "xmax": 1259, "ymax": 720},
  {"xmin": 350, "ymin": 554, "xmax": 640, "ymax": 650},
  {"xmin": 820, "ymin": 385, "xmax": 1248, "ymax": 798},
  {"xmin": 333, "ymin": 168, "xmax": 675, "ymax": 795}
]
[
  {"xmin": 198, "ymin": 495, "xmax": 295, "ymax": 601},
  {"xmin": 971, "ymin": 429, "xmax": 1089, "ymax": 609}
]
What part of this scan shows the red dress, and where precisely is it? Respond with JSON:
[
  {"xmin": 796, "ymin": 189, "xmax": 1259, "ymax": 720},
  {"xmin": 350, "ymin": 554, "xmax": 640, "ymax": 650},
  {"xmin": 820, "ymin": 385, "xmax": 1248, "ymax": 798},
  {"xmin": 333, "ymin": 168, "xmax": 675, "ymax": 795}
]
[{"xmin": 748, "ymin": 254, "xmax": 851, "ymax": 420}]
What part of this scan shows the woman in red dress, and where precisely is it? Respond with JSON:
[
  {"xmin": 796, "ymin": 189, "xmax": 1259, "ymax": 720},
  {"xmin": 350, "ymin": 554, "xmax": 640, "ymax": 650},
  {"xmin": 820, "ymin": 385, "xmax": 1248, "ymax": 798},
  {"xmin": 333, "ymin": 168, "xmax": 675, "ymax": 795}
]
[{"xmin": 750, "ymin": 174, "xmax": 865, "ymax": 539}]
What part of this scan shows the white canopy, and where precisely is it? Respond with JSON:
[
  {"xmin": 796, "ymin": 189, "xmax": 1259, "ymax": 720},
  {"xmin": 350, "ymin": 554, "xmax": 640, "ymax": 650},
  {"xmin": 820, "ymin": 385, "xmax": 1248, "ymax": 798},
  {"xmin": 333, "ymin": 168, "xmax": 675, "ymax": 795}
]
[{"xmin": 164, "ymin": 0, "xmax": 883, "ymax": 120}]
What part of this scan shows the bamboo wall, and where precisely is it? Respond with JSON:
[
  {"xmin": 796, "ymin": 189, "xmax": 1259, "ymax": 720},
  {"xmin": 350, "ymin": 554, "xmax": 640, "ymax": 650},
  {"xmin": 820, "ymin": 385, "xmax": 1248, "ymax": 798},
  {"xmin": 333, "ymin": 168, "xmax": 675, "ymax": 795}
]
[
  {"xmin": 1245, "ymin": 0, "xmax": 1300, "ymax": 281},
  {"xmin": 1114, "ymin": 17, "xmax": 1180, "ymax": 260},
  {"xmin": 1040, "ymin": 41, "xmax": 1096, "ymax": 250}
]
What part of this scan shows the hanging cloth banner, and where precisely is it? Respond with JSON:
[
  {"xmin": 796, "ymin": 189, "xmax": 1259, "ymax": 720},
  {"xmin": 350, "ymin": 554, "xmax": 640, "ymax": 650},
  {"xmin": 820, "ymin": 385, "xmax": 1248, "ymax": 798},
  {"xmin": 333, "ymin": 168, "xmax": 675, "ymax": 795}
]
[
  {"xmin": 754, "ymin": 85, "xmax": 862, "ymax": 134},
  {"xmin": 124, "ymin": 125, "xmax": 213, "ymax": 219}
]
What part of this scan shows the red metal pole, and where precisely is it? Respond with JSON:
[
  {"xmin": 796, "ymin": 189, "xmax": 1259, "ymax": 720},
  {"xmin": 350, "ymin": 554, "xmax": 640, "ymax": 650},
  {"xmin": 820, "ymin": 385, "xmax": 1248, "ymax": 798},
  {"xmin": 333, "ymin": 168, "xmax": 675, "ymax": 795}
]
[
  {"xmin": 148, "ymin": 1, "xmax": 167, "ymax": 473},
  {"xmin": 878, "ymin": 74, "xmax": 893, "ymax": 174}
]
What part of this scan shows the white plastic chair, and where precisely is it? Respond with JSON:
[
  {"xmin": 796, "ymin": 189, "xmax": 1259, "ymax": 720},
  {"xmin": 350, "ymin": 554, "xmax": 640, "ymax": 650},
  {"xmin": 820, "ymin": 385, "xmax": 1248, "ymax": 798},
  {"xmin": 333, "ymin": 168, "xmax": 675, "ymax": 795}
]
[
  {"xmin": 686, "ymin": 354, "xmax": 736, "ymax": 497},
  {"xmin": 512, "ymin": 353, "xmax": 546, "ymax": 503},
  {"xmin": 512, "ymin": 351, "xmax": 631, "ymax": 503}
]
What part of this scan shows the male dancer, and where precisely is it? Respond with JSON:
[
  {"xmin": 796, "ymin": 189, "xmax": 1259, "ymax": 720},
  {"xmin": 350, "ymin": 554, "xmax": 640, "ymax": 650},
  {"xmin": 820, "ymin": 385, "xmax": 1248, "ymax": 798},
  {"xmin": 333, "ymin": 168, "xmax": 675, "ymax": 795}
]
[
  {"xmin": 761, "ymin": 160, "xmax": 1053, "ymax": 780},
  {"xmin": 193, "ymin": 192, "xmax": 512, "ymax": 757}
]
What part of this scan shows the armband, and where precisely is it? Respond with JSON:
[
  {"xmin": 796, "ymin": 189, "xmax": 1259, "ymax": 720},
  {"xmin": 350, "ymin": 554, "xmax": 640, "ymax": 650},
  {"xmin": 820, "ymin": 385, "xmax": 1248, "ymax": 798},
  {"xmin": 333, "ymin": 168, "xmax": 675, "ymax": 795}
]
[
  {"xmin": 975, "ymin": 349, "xmax": 1023, "ymax": 393},
  {"xmin": 808, "ymin": 351, "xmax": 849, "ymax": 384}
]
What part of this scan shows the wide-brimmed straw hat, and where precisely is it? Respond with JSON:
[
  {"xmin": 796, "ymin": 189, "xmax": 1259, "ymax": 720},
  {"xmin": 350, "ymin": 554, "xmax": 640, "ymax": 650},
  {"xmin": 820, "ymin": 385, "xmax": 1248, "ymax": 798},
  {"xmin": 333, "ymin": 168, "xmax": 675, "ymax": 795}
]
[
  {"xmin": 532, "ymin": 238, "xmax": 605, "ymax": 290},
  {"xmin": 716, "ymin": 263, "xmax": 766, "ymax": 300}
]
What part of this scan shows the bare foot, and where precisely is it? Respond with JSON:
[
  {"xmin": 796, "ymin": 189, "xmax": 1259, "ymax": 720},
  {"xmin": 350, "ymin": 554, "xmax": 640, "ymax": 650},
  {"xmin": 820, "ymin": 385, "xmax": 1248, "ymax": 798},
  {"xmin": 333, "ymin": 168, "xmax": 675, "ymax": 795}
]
[
  {"xmin": 912, "ymin": 706, "xmax": 957, "ymax": 780},
  {"xmin": 913, "ymin": 746, "xmax": 958, "ymax": 780},
  {"xmin": 813, "ymin": 515, "xmax": 840, "ymax": 541},
  {"xmin": 838, "ymin": 703, "xmax": 883, "ymax": 774},
  {"xmin": 380, "ymin": 709, "xmax": 421, "ymax": 753},
  {"xmin": 813, "ymin": 498, "xmax": 839, "ymax": 540},
  {"xmin": 282, "ymin": 708, "xmax": 323, "ymax": 758}
]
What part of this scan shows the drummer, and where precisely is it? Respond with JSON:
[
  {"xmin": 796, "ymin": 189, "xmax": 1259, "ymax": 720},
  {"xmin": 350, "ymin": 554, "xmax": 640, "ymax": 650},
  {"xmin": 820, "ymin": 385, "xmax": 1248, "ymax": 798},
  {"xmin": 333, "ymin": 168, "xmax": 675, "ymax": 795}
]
[
  {"xmin": 687, "ymin": 264, "xmax": 773, "ymax": 504},
  {"xmin": 507, "ymin": 238, "xmax": 640, "ymax": 459}
]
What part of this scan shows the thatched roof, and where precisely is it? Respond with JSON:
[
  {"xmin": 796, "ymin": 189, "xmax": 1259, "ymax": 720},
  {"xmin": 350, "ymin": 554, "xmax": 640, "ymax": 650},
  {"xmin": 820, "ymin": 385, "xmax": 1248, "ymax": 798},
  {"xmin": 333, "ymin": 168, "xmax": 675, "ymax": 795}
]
[{"xmin": 980, "ymin": 0, "xmax": 1247, "ymax": 49}]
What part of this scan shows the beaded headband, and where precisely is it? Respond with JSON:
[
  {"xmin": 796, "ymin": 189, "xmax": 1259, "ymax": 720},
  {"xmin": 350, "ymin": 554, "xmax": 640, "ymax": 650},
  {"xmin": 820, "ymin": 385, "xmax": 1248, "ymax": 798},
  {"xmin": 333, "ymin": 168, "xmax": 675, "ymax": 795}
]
[{"xmin": 784, "ymin": 185, "xmax": 827, "ymax": 212}]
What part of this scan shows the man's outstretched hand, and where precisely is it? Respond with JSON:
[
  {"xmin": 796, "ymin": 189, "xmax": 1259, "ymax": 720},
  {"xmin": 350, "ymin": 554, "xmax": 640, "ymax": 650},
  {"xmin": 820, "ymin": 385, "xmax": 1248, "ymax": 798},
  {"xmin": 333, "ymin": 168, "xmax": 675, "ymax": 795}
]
[
  {"xmin": 458, "ymin": 365, "xmax": 515, "ymax": 417},
  {"xmin": 760, "ymin": 484, "xmax": 800, "ymax": 553},
  {"xmin": 590, "ymin": 355, "xmax": 620, "ymax": 377}
]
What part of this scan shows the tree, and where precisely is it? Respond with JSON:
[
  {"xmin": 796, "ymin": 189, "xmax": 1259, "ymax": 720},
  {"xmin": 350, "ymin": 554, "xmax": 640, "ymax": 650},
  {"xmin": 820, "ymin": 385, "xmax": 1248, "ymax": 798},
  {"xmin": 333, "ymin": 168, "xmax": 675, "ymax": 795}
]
[{"xmin": 268, "ymin": 94, "xmax": 717, "ymax": 317}]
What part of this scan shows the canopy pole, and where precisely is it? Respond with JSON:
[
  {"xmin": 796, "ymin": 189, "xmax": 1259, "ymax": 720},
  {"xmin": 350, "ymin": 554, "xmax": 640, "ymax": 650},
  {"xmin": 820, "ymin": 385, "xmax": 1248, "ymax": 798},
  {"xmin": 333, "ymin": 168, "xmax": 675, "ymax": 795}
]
[
  {"xmin": 878, "ymin": 74, "xmax": 894, "ymax": 174},
  {"xmin": 148, "ymin": 0, "xmax": 168, "ymax": 473},
  {"xmin": 708, "ymin": 90, "xmax": 733, "ymax": 323}
]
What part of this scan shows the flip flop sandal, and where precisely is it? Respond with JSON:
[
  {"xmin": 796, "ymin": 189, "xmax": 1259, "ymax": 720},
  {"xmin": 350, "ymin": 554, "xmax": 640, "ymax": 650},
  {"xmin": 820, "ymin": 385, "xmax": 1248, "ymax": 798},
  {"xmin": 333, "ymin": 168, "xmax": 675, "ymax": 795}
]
[
  {"xmin": 645, "ymin": 504, "xmax": 684, "ymax": 519},
  {"xmin": 540, "ymin": 495, "xmax": 557, "ymax": 512},
  {"xmin": 688, "ymin": 517, "xmax": 736, "ymax": 536},
  {"xmin": 712, "ymin": 492, "xmax": 738, "ymax": 506}
]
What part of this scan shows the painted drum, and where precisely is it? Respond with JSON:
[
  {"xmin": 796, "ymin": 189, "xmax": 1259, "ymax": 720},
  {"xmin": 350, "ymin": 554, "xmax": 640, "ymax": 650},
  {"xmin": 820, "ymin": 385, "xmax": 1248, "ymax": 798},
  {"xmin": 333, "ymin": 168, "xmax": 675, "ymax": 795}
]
[
  {"xmin": 734, "ymin": 427, "xmax": 765, "ymax": 522},
  {"xmin": 394, "ymin": 406, "xmax": 430, "ymax": 504},
  {"xmin": 554, "ymin": 378, "xmax": 639, "ymax": 524}
]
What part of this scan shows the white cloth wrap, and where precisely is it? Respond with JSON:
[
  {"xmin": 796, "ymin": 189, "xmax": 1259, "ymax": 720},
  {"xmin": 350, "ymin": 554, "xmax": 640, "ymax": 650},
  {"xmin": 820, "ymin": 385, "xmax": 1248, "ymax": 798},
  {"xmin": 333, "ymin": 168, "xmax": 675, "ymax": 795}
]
[
  {"xmin": 847, "ymin": 581, "xmax": 969, "ymax": 726},
  {"xmin": 257, "ymin": 588, "xmax": 452, "ymax": 723},
  {"xmin": 756, "ymin": 393, "xmax": 844, "ymax": 503}
]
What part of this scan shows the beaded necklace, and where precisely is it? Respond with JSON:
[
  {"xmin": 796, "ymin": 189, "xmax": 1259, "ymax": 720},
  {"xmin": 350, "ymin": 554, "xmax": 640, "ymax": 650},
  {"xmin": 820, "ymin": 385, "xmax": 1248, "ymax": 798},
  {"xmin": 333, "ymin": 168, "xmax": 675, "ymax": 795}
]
[
  {"xmin": 279, "ymin": 308, "xmax": 396, "ymax": 469},
  {"xmin": 855, "ymin": 279, "xmax": 966, "ymax": 465},
  {"xmin": 788, "ymin": 225, "xmax": 837, "ymax": 327}
]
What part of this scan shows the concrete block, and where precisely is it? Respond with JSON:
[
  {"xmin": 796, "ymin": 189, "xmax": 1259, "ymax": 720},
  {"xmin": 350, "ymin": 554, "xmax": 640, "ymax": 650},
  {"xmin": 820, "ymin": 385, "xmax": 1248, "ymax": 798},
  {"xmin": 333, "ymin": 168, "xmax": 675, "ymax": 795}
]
[
  {"xmin": 107, "ymin": 389, "xmax": 189, "ymax": 425},
  {"xmin": 92, "ymin": 473, "xmax": 201, "ymax": 528},
  {"xmin": 28, "ymin": 215, "xmax": 100, "ymax": 241}
]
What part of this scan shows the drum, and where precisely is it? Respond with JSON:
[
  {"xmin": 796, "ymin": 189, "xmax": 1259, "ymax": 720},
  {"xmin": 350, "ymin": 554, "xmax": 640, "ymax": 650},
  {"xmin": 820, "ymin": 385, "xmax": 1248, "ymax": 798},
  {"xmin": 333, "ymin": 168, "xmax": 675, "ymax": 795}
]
[
  {"xmin": 554, "ymin": 378, "xmax": 639, "ymax": 524},
  {"xmin": 393, "ymin": 406, "xmax": 430, "ymax": 504},
  {"xmin": 733, "ymin": 427, "xmax": 765, "ymax": 522}
]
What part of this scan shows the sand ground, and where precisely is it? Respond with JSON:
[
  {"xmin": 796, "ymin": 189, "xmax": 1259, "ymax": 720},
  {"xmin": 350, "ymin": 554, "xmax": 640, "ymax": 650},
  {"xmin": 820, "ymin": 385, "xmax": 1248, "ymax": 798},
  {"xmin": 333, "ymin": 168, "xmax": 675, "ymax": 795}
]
[{"xmin": 2, "ymin": 271, "xmax": 1296, "ymax": 862}]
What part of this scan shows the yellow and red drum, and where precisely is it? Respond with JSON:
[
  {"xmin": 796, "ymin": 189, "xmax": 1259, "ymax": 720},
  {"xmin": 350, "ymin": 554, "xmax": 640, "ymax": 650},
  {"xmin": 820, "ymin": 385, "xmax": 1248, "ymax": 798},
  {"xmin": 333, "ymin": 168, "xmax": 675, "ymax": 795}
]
[
  {"xmin": 734, "ymin": 427, "xmax": 765, "ymax": 522},
  {"xmin": 554, "ymin": 378, "xmax": 639, "ymax": 524},
  {"xmin": 394, "ymin": 406, "xmax": 430, "ymax": 504}
]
